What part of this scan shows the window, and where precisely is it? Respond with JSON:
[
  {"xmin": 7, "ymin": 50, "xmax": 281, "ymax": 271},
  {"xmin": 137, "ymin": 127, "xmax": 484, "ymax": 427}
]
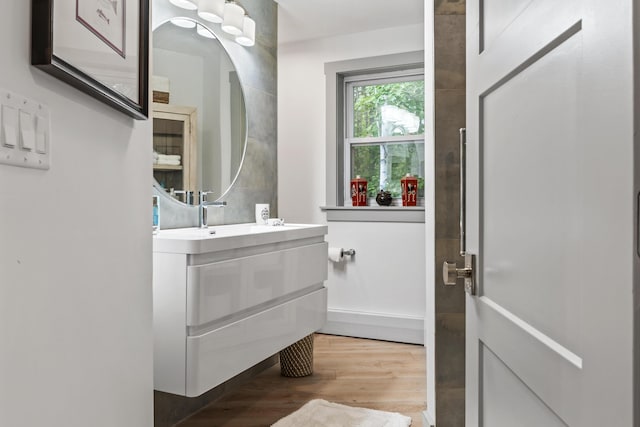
[
  {"xmin": 323, "ymin": 51, "xmax": 425, "ymax": 222},
  {"xmin": 343, "ymin": 69, "xmax": 425, "ymax": 206}
]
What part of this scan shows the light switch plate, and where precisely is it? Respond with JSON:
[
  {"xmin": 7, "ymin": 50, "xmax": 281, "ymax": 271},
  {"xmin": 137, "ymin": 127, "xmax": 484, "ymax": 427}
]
[{"xmin": 0, "ymin": 89, "xmax": 50, "ymax": 170}]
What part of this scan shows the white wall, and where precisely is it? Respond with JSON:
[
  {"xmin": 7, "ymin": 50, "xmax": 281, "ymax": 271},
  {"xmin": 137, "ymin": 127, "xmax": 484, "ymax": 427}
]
[
  {"xmin": 322, "ymin": 221, "xmax": 426, "ymax": 343},
  {"xmin": 278, "ymin": 23, "xmax": 426, "ymax": 343},
  {"xmin": 0, "ymin": 1, "xmax": 153, "ymax": 426}
]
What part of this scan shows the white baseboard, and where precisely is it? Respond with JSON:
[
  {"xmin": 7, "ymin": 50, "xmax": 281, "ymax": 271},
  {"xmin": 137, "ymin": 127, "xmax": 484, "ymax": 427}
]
[
  {"xmin": 422, "ymin": 410, "xmax": 435, "ymax": 427},
  {"xmin": 319, "ymin": 309, "xmax": 424, "ymax": 345}
]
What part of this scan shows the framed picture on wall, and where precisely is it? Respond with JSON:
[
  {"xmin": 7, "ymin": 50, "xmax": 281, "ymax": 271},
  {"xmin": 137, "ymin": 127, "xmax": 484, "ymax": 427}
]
[
  {"xmin": 31, "ymin": 0, "xmax": 149, "ymax": 120},
  {"xmin": 76, "ymin": 0, "xmax": 126, "ymax": 58}
]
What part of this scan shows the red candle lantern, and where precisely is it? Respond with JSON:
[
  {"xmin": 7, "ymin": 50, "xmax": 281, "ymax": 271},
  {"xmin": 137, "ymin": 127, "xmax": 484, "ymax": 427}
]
[
  {"xmin": 350, "ymin": 175, "xmax": 368, "ymax": 206},
  {"xmin": 401, "ymin": 173, "xmax": 418, "ymax": 206}
]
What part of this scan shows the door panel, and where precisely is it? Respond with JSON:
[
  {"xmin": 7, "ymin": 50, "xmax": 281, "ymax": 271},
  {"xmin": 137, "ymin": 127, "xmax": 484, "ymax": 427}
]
[
  {"xmin": 476, "ymin": 297, "xmax": 581, "ymax": 425},
  {"xmin": 466, "ymin": 0, "xmax": 635, "ymax": 425},
  {"xmin": 481, "ymin": 344, "xmax": 567, "ymax": 427},
  {"xmin": 482, "ymin": 32, "xmax": 582, "ymax": 352}
]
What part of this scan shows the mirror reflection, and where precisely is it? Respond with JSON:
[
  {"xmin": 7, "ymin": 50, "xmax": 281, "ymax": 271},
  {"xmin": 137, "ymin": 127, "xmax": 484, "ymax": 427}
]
[{"xmin": 152, "ymin": 19, "xmax": 247, "ymax": 204}]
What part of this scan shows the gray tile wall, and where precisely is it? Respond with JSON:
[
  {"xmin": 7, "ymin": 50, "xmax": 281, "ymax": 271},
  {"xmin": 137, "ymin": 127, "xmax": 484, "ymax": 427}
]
[
  {"xmin": 434, "ymin": 0, "xmax": 466, "ymax": 426},
  {"xmin": 153, "ymin": 0, "xmax": 278, "ymax": 229}
]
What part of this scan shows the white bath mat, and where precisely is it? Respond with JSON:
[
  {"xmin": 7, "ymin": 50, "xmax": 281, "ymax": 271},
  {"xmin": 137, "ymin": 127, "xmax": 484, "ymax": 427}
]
[{"xmin": 271, "ymin": 399, "xmax": 412, "ymax": 427}]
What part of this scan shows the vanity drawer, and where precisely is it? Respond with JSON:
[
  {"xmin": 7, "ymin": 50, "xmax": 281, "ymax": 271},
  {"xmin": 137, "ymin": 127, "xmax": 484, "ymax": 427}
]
[
  {"xmin": 185, "ymin": 287, "xmax": 327, "ymax": 397},
  {"xmin": 186, "ymin": 242, "xmax": 328, "ymax": 327}
]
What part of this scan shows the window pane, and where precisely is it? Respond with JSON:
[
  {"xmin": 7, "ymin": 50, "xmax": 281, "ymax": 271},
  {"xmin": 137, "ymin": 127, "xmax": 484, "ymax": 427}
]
[
  {"xmin": 351, "ymin": 142, "xmax": 424, "ymax": 198},
  {"xmin": 352, "ymin": 80, "xmax": 425, "ymax": 138}
]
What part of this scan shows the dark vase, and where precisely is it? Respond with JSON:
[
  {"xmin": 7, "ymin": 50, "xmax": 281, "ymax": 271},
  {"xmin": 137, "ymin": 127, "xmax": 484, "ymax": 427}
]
[{"xmin": 376, "ymin": 190, "xmax": 392, "ymax": 206}]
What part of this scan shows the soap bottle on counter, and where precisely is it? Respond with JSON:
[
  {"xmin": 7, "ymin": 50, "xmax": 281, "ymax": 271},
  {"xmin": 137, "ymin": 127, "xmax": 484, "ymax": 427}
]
[{"xmin": 152, "ymin": 195, "xmax": 160, "ymax": 234}]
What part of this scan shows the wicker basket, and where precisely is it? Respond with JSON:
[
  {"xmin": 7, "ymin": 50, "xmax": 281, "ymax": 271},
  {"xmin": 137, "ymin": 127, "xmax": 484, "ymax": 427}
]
[{"xmin": 279, "ymin": 334, "xmax": 314, "ymax": 377}]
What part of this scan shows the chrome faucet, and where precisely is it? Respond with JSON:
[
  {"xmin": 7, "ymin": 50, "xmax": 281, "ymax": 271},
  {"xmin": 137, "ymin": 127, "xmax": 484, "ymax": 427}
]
[
  {"xmin": 174, "ymin": 190, "xmax": 194, "ymax": 205},
  {"xmin": 199, "ymin": 191, "xmax": 226, "ymax": 228}
]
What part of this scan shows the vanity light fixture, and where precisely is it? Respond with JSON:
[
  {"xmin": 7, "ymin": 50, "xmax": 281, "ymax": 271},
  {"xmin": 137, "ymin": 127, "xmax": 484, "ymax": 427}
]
[
  {"xmin": 169, "ymin": 0, "xmax": 198, "ymax": 11},
  {"xmin": 235, "ymin": 15, "xmax": 255, "ymax": 46},
  {"xmin": 170, "ymin": 17, "xmax": 197, "ymax": 28},
  {"xmin": 167, "ymin": 0, "xmax": 255, "ymax": 46},
  {"xmin": 197, "ymin": 0, "xmax": 225, "ymax": 23},
  {"xmin": 221, "ymin": 1, "xmax": 245, "ymax": 36}
]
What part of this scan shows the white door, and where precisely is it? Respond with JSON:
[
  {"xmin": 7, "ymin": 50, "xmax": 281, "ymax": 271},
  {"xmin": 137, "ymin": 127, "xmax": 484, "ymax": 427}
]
[{"xmin": 462, "ymin": 0, "xmax": 637, "ymax": 425}]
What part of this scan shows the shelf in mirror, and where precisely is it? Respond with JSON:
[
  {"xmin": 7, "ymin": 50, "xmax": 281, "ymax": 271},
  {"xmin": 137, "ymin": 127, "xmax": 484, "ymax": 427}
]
[
  {"xmin": 153, "ymin": 164, "xmax": 184, "ymax": 171},
  {"xmin": 153, "ymin": 102, "xmax": 197, "ymax": 192}
]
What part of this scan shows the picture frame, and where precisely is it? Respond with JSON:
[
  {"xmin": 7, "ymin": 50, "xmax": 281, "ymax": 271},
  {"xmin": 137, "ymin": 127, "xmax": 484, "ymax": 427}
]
[{"xmin": 31, "ymin": 0, "xmax": 149, "ymax": 120}]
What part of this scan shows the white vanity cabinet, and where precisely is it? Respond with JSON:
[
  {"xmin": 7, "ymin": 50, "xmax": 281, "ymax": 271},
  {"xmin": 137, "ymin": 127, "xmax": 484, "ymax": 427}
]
[{"xmin": 152, "ymin": 224, "xmax": 328, "ymax": 397}]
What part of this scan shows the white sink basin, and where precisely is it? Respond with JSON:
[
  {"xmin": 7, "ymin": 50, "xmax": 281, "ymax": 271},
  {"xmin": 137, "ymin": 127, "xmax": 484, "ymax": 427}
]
[{"xmin": 153, "ymin": 223, "xmax": 327, "ymax": 254}]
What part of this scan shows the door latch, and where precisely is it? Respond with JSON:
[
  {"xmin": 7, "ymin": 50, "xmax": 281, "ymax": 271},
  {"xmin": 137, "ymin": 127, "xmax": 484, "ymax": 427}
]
[{"xmin": 443, "ymin": 253, "xmax": 476, "ymax": 295}]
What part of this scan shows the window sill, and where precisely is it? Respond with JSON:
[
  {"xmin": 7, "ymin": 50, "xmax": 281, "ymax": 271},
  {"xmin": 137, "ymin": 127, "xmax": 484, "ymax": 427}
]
[{"xmin": 320, "ymin": 206, "xmax": 425, "ymax": 223}]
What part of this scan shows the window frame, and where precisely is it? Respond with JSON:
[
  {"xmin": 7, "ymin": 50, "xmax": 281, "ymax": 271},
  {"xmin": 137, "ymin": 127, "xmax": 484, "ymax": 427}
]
[
  {"xmin": 342, "ymin": 68, "xmax": 425, "ymax": 206},
  {"xmin": 322, "ymin": 51, "xmax": 425, "ymax": 223}
]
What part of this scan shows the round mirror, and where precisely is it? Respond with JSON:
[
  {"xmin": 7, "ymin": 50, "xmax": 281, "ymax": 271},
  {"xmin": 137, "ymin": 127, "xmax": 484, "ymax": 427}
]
[{"xmin": 152, "ymin": 19, "xmax": 247, "ymax": 204}]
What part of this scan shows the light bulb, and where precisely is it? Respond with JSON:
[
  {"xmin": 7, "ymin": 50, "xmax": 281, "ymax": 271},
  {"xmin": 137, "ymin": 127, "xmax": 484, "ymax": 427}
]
[
  {"xmin": 197, "ymin": 0, "xmax": 225, "ymax": 23},
  {"xmin": 221, "ymin": 1, "xmax": 244, "ymax": 36},
  {"xmin": 235, "ymin": 16, "xmax": 255, "ymax": 46},
  {"xmin": 170, "ymin": 17, "xmax": 196, "ymax": 28},
  {"xmin": 197, "ymin": 24, "xmax": 216, "ymax": 39},
  {"xmin": 169, "ymin": 0, "xmax": 197, "ymax": 11}
]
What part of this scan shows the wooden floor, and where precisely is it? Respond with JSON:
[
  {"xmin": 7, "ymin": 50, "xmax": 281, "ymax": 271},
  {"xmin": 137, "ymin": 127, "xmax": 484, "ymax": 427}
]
[{"xmin": 176, "ymin": 334, "xmax": 426, "ymax": 426}]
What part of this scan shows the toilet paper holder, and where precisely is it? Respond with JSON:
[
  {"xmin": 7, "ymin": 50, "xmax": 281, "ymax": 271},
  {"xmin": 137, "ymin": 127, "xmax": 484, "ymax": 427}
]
[{"xmin": 328, "ymin": 247, "xmax": 356, "ymax": 262}]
